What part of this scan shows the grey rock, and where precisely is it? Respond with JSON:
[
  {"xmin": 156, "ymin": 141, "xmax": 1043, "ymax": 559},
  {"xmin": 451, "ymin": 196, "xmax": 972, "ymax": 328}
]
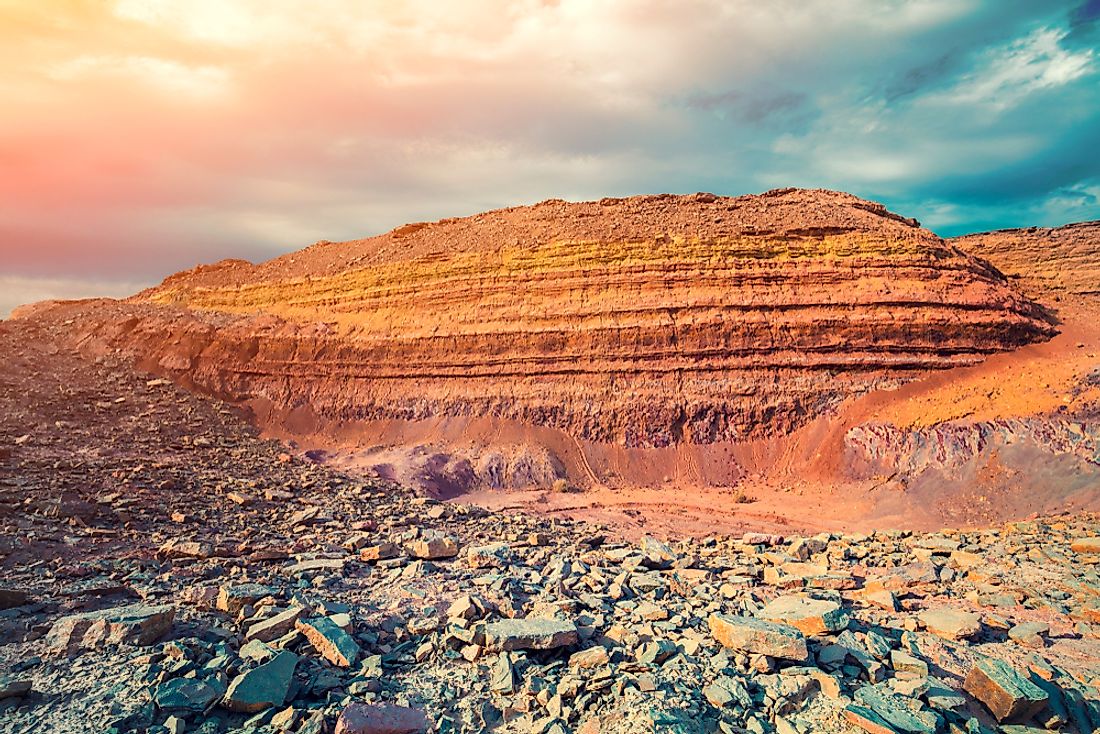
[
  {"xmin": 484, "ymin": 618, "xmax": 579, "ymax": 651},
  {"xmin": 222, "ymin": 650, "xmax": 298, "ymax": 713}
]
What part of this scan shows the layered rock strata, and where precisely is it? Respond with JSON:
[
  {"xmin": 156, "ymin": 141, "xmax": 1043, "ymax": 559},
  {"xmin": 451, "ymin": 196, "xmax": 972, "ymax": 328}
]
[
  {"xmin": 42, "ymin": 189, "xmax": 1053, "ymax": 451},
  {"xmin": 952, "ymin": 221, "xmax": 1100, "ymax": 296}
]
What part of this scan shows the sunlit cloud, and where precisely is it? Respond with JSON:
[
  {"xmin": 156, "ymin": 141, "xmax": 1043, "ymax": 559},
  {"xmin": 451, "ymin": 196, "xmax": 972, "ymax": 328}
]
[
  {"xmin": 0, "ymin": 0, "xmax": 1097, "ymax": 315},
  {"xmin": 48, "ymin": 54, "xmax": 230, "ymax": 96},
  {"xmin": 934, "ymin": 27, "xmax": 1093, "ymax": 109}
]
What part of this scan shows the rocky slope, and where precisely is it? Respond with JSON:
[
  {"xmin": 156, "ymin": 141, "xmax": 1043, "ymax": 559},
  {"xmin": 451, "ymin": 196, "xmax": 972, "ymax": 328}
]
[
  {"xmin": 814, "ymin": 222, "xmax": 1100, "ymax": 527},
  {"xmin": 2, "ymin": 322, "xmax": 1100, "ymax": 734},
  {"xmin": 952, "ymin": 222, "xmax": 1100, "ymax": 297},
  {"xmin": 11, "ymin": 189, "xmax": 1056, "ymax": 496}
]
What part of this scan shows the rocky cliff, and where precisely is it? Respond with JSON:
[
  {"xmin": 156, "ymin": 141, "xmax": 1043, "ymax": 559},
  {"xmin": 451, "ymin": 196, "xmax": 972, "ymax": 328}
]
[
  {"xmin": 820, "ymin": 221, "xmax": 1100, "ymax": 527},
  {"xmin": 50, "ymin": 189, "xmax": 1051, "ymax": 455},
  {"xmin": 952, "ymin": 221, "xmax": 1100, "ymax": 297}
]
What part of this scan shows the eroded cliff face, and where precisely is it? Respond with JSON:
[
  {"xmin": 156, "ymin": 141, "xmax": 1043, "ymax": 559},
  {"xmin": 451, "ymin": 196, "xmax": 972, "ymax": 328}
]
[
  {"xmin": 952, "ymin": 221, "xmax": 1100, "ymax": 297},
  {"xmin": 824, "ymin": 222, "xmax": 1100, "ymax": 526},
  {"xmin": 11, "ymin": 189, "xmax": 1063, "ymax": 499}
]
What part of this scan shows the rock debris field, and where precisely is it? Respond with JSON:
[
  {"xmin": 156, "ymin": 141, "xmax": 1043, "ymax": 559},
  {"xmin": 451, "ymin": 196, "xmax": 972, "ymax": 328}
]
[{"xmin": 2, "ymin": 309, "xmax": 1100, "ymax": 734}]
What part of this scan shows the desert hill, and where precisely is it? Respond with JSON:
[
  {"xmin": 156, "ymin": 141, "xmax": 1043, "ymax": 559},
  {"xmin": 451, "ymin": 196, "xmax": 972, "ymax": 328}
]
[
  {"xmin": 7, "ymin": 190, "xmax": 1098, "ymax": 531},
  {"xmin": 953, "ymin": 221, "xmax": 1100, "ymax": 298}
]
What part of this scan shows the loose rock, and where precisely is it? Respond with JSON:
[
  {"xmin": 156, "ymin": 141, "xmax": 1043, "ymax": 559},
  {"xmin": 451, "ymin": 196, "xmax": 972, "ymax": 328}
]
[{"xmin": 708, "ymin": 614, "xmax": 808, "ymax": 661}]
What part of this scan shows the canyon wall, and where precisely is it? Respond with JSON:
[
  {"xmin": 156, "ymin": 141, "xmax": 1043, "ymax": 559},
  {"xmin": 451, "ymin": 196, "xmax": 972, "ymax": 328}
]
[
  {"xmin": 13, "ymin": 189, "xmax": 1073, "ymax": 501},
  {"xmin": 952, "ymin": 221, "xmax": 1100, "ymax": 297},
  {"xmin": 118, "ymin": 189, "xmax": 1052, "ymax": 446}
]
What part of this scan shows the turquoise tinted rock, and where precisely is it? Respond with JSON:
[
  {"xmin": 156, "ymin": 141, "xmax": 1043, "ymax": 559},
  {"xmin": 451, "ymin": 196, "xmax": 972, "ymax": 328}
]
[
  {"xmin": 964, "ymin": 657, "xmax": 1048, "ymax": 723},
  {"xmin": 155, "ymin": 677, "xmax": 224, "ymax": 713},
  {"xmin": 222, "ymin": 650, "xmax": 298, "ymax": 713},
  {"xmin": 852, "ymin": 684, "xmax": 942, "ymax": 734}
]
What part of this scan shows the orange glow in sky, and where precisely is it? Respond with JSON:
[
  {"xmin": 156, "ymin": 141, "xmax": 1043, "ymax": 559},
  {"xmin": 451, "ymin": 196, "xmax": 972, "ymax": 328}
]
[{"xmin": 1, "ymin": 1, "xmax": 1097, "ymax": 316}]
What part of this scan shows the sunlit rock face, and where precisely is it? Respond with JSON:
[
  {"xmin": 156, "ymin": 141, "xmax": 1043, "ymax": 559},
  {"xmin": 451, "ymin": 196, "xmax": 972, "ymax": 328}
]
[
  {"xmin": 58, "ymin": 188, "xmax": 1052, "ymax": 452},
  {"xmin": 951, "ymin": 221, "xmax": 1100, "ymax": 298}
]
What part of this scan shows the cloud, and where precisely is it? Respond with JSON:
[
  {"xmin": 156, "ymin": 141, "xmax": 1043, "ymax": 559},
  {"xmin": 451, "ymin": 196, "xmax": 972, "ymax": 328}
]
[
  {"xmin": 48, "ymin": 54, "xmax": 230, "ymax": 96},
  {"xmin": 0, "ymin": 0, "xmax": 1097, "ymax": 312},
  {"xmin": 934, "ymin": 27, "xmax": 1093, "ymax": 109}
]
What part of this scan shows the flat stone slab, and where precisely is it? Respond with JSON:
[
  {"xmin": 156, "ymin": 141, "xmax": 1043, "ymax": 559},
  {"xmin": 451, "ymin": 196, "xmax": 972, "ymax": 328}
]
[
  {"xmin": 155, "ymin": 677, "xmax": 225, "ymax": 713},
  {"xmin": 708, "ymin": 613, "xmax": 808, "ymax": 661},
  {"xmin": 283, "ymin": 558, "xmax": 346, "ymax": 576},
  {"xmin": 919, "ymin": 607, "xmax": 981, "ymax": 640},
  {"xmin": 757, "ymin": 595, "xmax": 849, "ymax": 635},
  {"xmin": 964, "ymin": 657, "xmax": 1049, "ymax": 723},
  {"xmin": 159, "ymin": 539, "xmax": 216, "ymax": 559},
  {"xmin": 46, "ymin": 603, "xmax": 175, "ymax": 657},
  {"xmin": 569, "ymin": 646, "xmax": 610, "ymax": 668},
  {"xmin": 0, "ymin": 678, "xmax": 33, "ymax": 700},
  {"xmin": 484, "ymin": 618, "xmax": 579, "ymax": 652},
  {"xmin": 1070, "ymin": 537, "xmax": 1100, "ymax": 554},
  {"xmin": 246, "ymin": 606, "xmax": 304, "ymax": 643},
  {"xmin": 1008, "ymin": 621, "xmax": 1049, "ymax": 648},
  {"xmin": 844, "ymin": 704, "xmax": 902, "ymax": 734},
  {"xmin": 217, "ymin": 583, "xmax": 276, "ymax": 614},
  {"xmin": 334, "ymin": 702, "xmax": 429, "ymax": 734},
  {"xmin": 222, "ymin": 650, "xmax": 298, "ymax": 713},
  {"xmin": 296, "ymin": 616, "xmax": 360, "ymax": 667},
  {"xmin": 359, "ymin": 542, "xmax": 401, "ymax": 562}
]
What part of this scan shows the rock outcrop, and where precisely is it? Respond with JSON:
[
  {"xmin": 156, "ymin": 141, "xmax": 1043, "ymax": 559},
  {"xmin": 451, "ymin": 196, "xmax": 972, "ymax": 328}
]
[
  {"xmin": 35, "ymin": 190, "xmax": 1052, "ymax": 467},
  {"xmin": 952, "ymin": 221, "xmax": 1100, "ymax": 297}
]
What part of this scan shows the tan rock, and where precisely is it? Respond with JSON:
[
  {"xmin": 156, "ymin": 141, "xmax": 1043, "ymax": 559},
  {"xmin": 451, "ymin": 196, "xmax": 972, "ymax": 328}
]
[
  {"xmin": 217, "ymin": 583, "xmax": 274, "ymax": 614},
  {"xmin": 919, "ymin": 607, "xmax": 981, "ymax": 640},
  {"xmin": 47, "ymin": 603, "xmax": 175, "ymax": 657},
  {"xmin": 407, "ymin": 533, "xmax": 459, "ymax": 560},
  {"xmin": 246, "ymin": 607, "xmax": 304, "ymax": 642},
  {"xmin": 359, "ymin": 542, "xmax": 400, "ymax": 562},
  {"xmin": 1070, "ymin": 537, "xmax": 1100, "ymax": 554},
  {"xmin": 569, "ymin": 646, "xmax": 610, "ymax": 669},
  {"xmin": 295, "ymin": 616, "xmax": 360, "ymax": 667},
  {"xmin": 757, "ymin": 595, "xmax": 849, "ymax": 635},
  {"xmin": 159, "ymin": 539, "xmax": 215, "ymax": 559},
  {"xmin": 484, "ymin": 618, "xmax": 579, "ymax": 652},
  {"xmin": 708, "ymin": 614, "xmax": 808, "ymax": 661}
]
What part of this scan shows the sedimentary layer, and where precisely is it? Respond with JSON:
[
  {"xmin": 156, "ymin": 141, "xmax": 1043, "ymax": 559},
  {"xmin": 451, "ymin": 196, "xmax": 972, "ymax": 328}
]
[
  {"xmin": 951, "ymin": 220, "xmax": 1100, "ymax": 297},
  {"xmin": 26, "ymin": 188, "xmax": 1053, "ymax": 452}
]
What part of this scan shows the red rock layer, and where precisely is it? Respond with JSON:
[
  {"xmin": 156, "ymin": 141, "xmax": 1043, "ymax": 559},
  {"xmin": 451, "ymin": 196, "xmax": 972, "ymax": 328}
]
[
  {"xmin": 951, "ymin": 221, "xmax": 1100, "ymax": 297},
  {"xmin": 30, "ymin": 189, "xmax": 1054, "ymax": 449}
]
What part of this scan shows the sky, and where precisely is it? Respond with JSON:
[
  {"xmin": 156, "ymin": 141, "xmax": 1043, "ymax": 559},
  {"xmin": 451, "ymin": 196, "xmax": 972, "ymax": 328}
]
[{"xmin": 1, "ymin": 0, "xmax": 1099, "ymax": 316}]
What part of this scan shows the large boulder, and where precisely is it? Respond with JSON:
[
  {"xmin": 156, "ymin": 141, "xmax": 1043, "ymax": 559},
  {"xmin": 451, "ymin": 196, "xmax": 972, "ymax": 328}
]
[
  {"xmin": 964, "ymin": 657, "xmax": 1049, "ymax": 723},
  {"xmin": 222, "ymin": 650, "xmax": 299, "ymax": 713},
  {"xmin": 708, "ymin": 614, "xmax": 808, "ymax": 661},
  {"xmin": 46, "ymin": 603, "xmax": 175, "ymax": 657}
]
